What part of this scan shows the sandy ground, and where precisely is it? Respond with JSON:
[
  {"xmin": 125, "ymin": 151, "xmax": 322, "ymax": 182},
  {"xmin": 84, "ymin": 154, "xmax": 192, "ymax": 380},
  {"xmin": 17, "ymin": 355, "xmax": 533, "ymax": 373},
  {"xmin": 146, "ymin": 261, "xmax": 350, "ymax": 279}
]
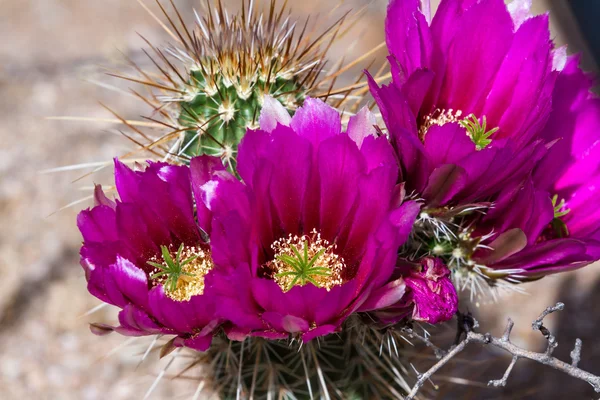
[{"xmin": 0, "ymin": 0, "xmax": 598, "ymax": 399}]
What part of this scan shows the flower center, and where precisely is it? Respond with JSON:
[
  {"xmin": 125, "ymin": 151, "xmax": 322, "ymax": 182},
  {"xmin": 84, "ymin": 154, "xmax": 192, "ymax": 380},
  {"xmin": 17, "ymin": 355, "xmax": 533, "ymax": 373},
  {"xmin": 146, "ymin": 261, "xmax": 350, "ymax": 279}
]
[
  {"xmin": 419, "ymin": 109, "xmax": 498, "ymax": 150},
  {"xmin": 269, "ymin": 230, "xmax": 345, "ymax": 292},
  {"xmin": 147, "ymin": 243, "xmax": 213, "ymax": 302},
  {"xmin": 419, "ymin": 108, "xmax": 465, "ymax": 140}
]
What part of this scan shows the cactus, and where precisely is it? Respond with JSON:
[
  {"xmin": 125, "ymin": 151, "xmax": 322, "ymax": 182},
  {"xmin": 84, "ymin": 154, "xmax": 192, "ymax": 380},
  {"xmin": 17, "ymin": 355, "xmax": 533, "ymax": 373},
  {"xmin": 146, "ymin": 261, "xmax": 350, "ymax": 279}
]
[
  {"xmin": 174, "ymin": 317, "xmax": 413, "ymax": 399},
  {"xmin": 112, "ymin": 0, "xmax": 364, "ymax": 166},
  {"xmin": 177, "ymin": 68, "xmax": 304, "ymax": 162}
]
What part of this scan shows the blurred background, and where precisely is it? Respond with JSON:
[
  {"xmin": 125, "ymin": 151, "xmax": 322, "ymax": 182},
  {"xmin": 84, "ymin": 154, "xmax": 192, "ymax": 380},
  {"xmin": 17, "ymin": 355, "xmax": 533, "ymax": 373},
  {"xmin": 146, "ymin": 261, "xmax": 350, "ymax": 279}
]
[{"xmin": 0, "ymin": 0, "xmax": 598, "ymax": 398}]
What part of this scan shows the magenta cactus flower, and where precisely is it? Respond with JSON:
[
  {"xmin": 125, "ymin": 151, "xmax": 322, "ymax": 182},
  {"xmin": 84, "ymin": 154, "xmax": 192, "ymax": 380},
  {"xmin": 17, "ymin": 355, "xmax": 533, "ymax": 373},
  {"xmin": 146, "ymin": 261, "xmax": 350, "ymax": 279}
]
[
  {"xmin": 373, "ymin": 257, "xmax": 458, "ymax": 325},
  {"xmin": 369, "ymin": 0, "xmax": 561, "ymax": 206},
  {"xmin": 534, "ymin": 56, "xmax": 600, "ymax": 244},
  {"xmin": 193, "ymin": 97, "xmax": 423, "ymax": 341},
  {"xmin": 474, "ymin": 55, "xmax": 600, "ymax": 276},
  {"xmin": 368, "ymin": 0, "xmax": 600, "ymax": 284},
  {"xmin": 403, "ymin": 257, "xmax": 458, "ymax": 324},
  {"xmin": 78, "ymin": 160, "xmax": 222, "ymax": 351}
]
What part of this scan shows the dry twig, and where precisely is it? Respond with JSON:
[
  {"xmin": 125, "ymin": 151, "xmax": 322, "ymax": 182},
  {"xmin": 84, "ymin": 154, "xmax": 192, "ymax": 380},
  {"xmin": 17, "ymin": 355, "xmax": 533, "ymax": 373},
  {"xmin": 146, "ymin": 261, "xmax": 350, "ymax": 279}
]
[{"xmin": 405, "ymin": 302, "xmax": 600, "ymax": 399}]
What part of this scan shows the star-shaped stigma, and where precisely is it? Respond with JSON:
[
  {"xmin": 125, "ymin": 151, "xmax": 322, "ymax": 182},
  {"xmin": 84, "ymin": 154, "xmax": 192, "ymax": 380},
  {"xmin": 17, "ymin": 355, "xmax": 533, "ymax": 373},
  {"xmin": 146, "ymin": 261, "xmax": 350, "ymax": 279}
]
[{"xmin": 271, "ymin": 231, "xmax": 345, "ymax": 292}]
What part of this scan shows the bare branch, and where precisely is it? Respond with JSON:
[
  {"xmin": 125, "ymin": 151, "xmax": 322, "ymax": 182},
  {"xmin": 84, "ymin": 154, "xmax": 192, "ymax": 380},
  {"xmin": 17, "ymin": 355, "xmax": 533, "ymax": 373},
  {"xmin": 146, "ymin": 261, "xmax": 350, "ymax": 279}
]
[
  {"xmin": 488, "ymin": 356, "xmax": 518, "ymax": 388},
  {"xmin": 405, "ymin": 303, "xmax": 600, "ymax": 399},
  {"xmin": 405, "ymin": 339, "xmax": 470, "ymax": 399},
  {"xmin": 401, "ymin": 327, "xmax": 447, "ymax": 359},
  {"xmin": 531, "ymin": 302, "xmax": 564, "ymax": 356},
  {"xmin": 501, "ymin": 318, "xmax": 514, "ymax": 342},
  {"xmin": 466, "ymin": 330, "xmax": 600, "ymax": 393},
  {"xmin": 532, "ymin": 302, "xmax": 565, "ymax": 332},
  {"xmin": 571, "ymin": 338, "xmax": 583, "ymax": 368}
]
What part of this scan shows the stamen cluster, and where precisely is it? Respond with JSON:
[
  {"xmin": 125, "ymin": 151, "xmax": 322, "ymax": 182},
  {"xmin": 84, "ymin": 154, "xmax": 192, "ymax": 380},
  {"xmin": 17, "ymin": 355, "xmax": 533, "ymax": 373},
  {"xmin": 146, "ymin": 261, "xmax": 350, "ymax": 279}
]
[
  {"xmin": 419, "ymin": 108, "xmax": 498, "ymax": 150},
  {"xmin": 270, "ymin": 230, "xmax": 345, "ymax": 292},
  {"xmin": 419, "ymin": 108, "xmax": 465, "ymax": 140},
  {"xmin": 148, "ymin": 244, "xmax": 214, "ymax": 302}
]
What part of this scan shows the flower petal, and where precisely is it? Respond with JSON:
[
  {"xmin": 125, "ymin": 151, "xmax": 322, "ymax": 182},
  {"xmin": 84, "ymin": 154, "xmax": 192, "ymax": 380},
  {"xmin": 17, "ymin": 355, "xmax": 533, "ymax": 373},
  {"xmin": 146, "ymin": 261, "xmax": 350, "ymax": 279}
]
[
  {"xmin": 290, "ymin": 97, "xmax": 341, "ymax": 148},
  {"xmin": 318, "ymin": 135, "xmax": 365, "ymax": 240},
  {"xmin": 347, "ymin": 107, "xmax": 377, "ymax": 148},
  {"xmin": 259, "ymin": 95, "xmax": 292, "ymax": 132},
  {"xmin": 385, "ymin": 0, "xmax": 433, "ymax": 78}
]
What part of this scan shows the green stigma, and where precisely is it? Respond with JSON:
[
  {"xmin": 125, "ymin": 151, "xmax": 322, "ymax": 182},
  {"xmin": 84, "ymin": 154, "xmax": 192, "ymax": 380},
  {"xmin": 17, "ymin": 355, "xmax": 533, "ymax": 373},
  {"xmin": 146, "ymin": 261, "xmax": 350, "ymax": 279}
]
[
  {"xmin": 552, "ymin": 194, "xmax": 571, "ymax": 219},
  {"xmin": 549, "ymin": 195, "xmax": 571, "ymax": 238},
  {"xmin": 270, "ymin": 232, "xmax": 345, "ymax": 292},
  {"xmin": 459, "ymin": 114, "xmax": 499, "ymax": 151},
  {"xmin": 147, "ymin": 243, "xmax": 209, "ymax": 298}
]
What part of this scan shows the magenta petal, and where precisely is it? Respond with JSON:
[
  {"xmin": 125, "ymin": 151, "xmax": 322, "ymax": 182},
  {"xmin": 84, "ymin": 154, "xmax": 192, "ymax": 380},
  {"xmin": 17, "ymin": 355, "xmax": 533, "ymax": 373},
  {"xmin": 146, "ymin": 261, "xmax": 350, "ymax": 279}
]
[
  {"xmin": 259, "ymin": 95, "xmax": 292, "ymax": 132},
  {"xmin": 118, "ymin": 304, "xmax": 166, "ymax": 335},
  {"xmin": 302, "ymin": 325, "xmax": 338, "ymax": 342},
  {"xmin": 401, "ymin": 69, "xmax": 435, "ymax": 116},
  {"xmin": 268, "ymin": 128, "xmax": 313, "ymax": 233},
  {"xmin": 210, "ymin": 211, "xmax": 253, "ymax": 272},
  {"xmin": 248, "ymin": 162, "xmax": 279, "ymax": 253},
  {"xmin": 190, "ymin": 155, "xmax": 225, "ymax": 234},
  {"xmin": 311, "ymin": 281, "xmax": 360, "ymax": 326},
  {"xmin": 489, "ymin": 16, "xmax": 553, "ymax": 140},
  {"xmin": 93, "ymin": 184, "xmax": 116, "ymax": 208},
  {"xmin": 368, "ymin": 75, "xmax": 430, "ymax": 190},
  {"xmin": 424, "ymin": 123, "xmax": 476, "ymax": 165},
  {"xmin": 565, "ymin": 175, "xmax": 600, "ymax": 238},
  {"xmin": 115, "ymin": 203, "xmax": 157, "ymax": 258},
  {"xmin": 405, "ymin": 258, "xmax": 458, "ymax": 324},
  {"xmin": 212, "ymin": 270, "xmax": 265, "ymax": 331},
  {"xmin": 147, "ymin": 286, "xmax": 213, "ymax": 333},
  {"xmin": 437, "ymin": 0, "xmax": 513, "ymax": 112},
  {"xmin": 483, "ymin": 179, "xmax": 553, "ymax": 244},
  {"xmin": 508, "ymin": 0, "xmax": 533, "ymax": 28},
  {"xmin": 317, "ymin": 135, "xmax": 365, "ymax": 239},
  {"xmin": 385, "ymin": 0, "xmax": 433, "ymax": 78},
  {"xmin": 347, "ymin": 107, "xmax": 377, "ymax": 148},
  {"xmin": 236, "ymin": 129, "xmax": 270, "ymax": 185},
  {"xmin": 368, "ymin": 72, "xmax": 419, "ymax": 135},
  {"xmin": 88, "ymin": 257, "xmax": 149, "ymax": 309},
  {"xmin": 78, "ymin": 206, "xmax": 118, "ymax": 243},
  {"xmin": 250, "ymin": 278, "xmax": 290, "ymax": 316},
  {"xmin": 423, "ymin": 164, "xmax": 467, "ymax": 206},
  {"xmin": 262, "ymin": 312, "xmax": 309, "ymax": 334},
  {"xmin": 358, "ymin": 278, "xmax": 406, "ymax": 312},
  {"xmin": 202, "ymin": 172, "xmax": 251, "ymax": 224},
  {"xmin": 475, "ymin": 228, "xmax": 528, "ymax": 265},
  {"xmin": 290, "ymin": 97, "xmax": 341, "ymax": 148},
  {"xmin": 179, "ymin": 334, "xmax": 213, "ymax": 352},
  {"xmin": 290, "ymin": 284, "xmax": 330, "ymax": 323},
  {"xmin": 139, "ymin": 163, "xmax": 200, "ymax": 244},
  {"xmin": 359, "ymin": 135, "xmax": 397, "ymax": 173},
  {"xmin": 224, "ymin": 326, "xmax": 252, "ymax": 341},
  {"xmin": 458, "ymin": 141, "xmax": 547, "ymax": 203},
  {"xmin": 556, "ymin": 104, "xmax": 600, "ymax": 188},
  {"xmin": 493, "ymin": 239, "xmax": 593, "ymax": 274},
  {"xmin": 389, "ymin": 200, "xmax": 421, "ymax": 246},
  {"xmin": 111, "ymin": 258, "xmax": 149, "ymax": 307},
  {"xmin": 338, "ymin": 165, "xmax": 397, "ymax": 261},
  {"xmin": 113, "ymin": 159, "xmax": 142, "ymax": 203}
]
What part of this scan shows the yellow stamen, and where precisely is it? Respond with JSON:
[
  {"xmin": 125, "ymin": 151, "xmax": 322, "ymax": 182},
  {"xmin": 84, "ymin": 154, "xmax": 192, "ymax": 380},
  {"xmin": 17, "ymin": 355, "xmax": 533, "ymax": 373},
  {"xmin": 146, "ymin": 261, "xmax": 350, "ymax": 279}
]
[
  {"xmin": 270, "ymin": 230, "xmax": 346, "ymax": 292},
  {"xmin": 148, "ymin": 246, "xmax": 213, "ymax": 302},
  {"xmin": 419, "ymin": 108, "xmax": 464, "ymax": 140}
]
